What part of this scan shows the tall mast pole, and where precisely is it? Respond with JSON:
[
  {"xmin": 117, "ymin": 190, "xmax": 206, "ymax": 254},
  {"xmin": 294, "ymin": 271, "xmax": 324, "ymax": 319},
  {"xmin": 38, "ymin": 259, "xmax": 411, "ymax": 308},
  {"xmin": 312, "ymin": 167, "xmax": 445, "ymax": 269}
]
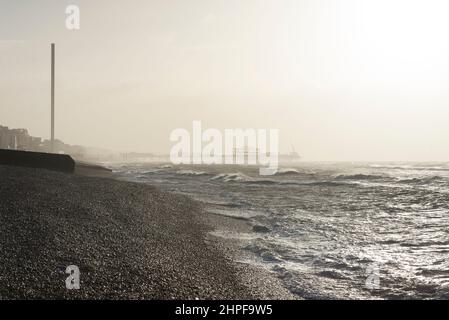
[{"xmin": 51, "ymin": 43, "xmax": 55, "ymax": 153}]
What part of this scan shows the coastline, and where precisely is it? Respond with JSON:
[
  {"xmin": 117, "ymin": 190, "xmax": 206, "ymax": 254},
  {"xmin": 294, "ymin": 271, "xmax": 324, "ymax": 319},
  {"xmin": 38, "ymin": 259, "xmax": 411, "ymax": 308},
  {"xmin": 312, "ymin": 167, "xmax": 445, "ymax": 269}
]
[{"xmin": 0, "ymin": 164, "xmax": 294, "ymax": 299}]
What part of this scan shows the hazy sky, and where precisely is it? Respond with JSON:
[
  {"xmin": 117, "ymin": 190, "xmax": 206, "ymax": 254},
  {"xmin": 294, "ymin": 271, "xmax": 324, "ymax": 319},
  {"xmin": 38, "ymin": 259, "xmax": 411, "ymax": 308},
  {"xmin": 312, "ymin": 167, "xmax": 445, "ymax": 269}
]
[{"xmin": 1, "ymin": 0, "xmax": 449, "ymax": 161}]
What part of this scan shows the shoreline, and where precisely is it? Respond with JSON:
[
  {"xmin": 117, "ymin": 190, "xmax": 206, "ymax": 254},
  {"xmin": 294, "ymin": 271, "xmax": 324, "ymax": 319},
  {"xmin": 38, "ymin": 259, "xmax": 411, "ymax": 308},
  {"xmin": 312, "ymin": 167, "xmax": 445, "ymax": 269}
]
[
  {"xmin": 0, "ymin": 164, "xmax": 294, "ymax": 299},
  {"xmin": 203, "ymin": 211, "xmax": 297, "ymax": 299}
]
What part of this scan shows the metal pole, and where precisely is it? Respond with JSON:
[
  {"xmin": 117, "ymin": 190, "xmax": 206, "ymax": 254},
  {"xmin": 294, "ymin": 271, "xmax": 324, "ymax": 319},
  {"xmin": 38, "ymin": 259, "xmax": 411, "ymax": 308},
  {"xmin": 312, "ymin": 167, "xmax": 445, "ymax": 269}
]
[{"xmin": 51, "ymin": 43, "xmax": 55, "ymax": 153}]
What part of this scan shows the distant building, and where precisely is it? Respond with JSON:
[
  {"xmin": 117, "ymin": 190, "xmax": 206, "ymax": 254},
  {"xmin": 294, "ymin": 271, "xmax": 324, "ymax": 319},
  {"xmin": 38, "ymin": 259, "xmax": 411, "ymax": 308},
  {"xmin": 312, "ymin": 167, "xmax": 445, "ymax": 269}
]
[
  {"xmin": 0, "ymin": 126, "xmax": 9, "ymax": 148},
  {"xmin": 0, "ymin": 125, "xmax": 18, "ymax": 149},
  {"xmin": 0, "ymin": 124, "xmax": 87, "ymax": 159},
  {"xmin": 9, "ymin": 128, "xmax": 30, "ymax": 150},
  {"xmin": 28, "ymin": 136, "xmax": 43, "ymax": 152}
]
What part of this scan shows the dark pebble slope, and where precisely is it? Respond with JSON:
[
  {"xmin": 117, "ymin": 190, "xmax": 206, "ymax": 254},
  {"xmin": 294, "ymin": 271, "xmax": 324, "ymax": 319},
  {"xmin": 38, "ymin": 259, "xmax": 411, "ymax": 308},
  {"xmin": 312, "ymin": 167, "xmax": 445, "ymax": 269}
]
[{"xmin": 0, "ymin": 165, "xmax": 256, "ymax": 299}]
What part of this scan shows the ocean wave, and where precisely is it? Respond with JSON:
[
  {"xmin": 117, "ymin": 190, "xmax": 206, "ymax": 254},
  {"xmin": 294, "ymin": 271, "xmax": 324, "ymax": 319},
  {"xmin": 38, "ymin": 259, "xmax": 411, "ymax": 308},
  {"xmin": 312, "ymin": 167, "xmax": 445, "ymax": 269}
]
[
  {"xmin": 244, "ymin": 243, "xmax": 284, "ymax": 263},
  {"xmin": 398, "ymin": 176, "xmax": 445, "ymax": 184},
  {"xmin": 209, "ymin": 171, "xmax": 331, "ymax": 185},
  {"xmin": 201, "ymin": 199, "xmax": 242, "ymax": 208},
  {"xmin": 206, "ymin": 208, "xmax": 263, "ymax": 220},
  {"xmin": 273, "ymin": 168, "xmax": 317, "ymax": 176},
  {"xmin": 135, "ymin": 174, "xmax": 150, "ymax": 180},
  {"xmin": 370, "ymin": 164, "xmax": 449, "ymax": 171},
  {"xmin": 243, "ymin": 179, "xmax": 278, "ymax": 185},
  {"xmin": 400, "ymin": 239, "xmax": 449, "ymax": 247},
  {"xmin": 413, "ymin": 167, "xmax": 449, "ymax": 172},
  {"xmin": 176, "ymin": 169, "xmax": 210, "ymax": 176},
  {"xmin": 275, "ymin": 168, "xmax": 301, "ymax": 175},
  {"xmin": 334, "ymin": 174, "xmax": 386, "ymax": 181},
  {"xmin": 279, "ymin": 180, "xmax": 352, "ymax": 187},
  {"xmin": 210, "ymin": 172, "xmax": 279, "ymax": 185},
  {"xmin": 311, "ymin": 181, "xmax": 355, "ymax": 187},
  {"xmin": 210, "ymin": 172, "xmax": 251, "ymax": 182},
  {"xmin": 142, "ymin": 169, "xmax": 160, "ymax": 174}
]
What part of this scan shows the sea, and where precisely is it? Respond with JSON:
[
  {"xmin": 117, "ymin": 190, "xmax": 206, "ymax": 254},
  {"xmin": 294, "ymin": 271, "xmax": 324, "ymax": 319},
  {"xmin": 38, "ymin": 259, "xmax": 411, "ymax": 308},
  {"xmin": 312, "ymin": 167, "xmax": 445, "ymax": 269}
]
[{"xmin": 109, "ymin": 161, "xmax": 449, "ymax": 299}]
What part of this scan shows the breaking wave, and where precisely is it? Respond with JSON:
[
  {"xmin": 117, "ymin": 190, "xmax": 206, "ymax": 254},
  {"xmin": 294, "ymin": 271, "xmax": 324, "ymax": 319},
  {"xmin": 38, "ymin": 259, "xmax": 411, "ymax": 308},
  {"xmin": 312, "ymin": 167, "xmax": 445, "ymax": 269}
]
[
  {"xmin": 176, "ymin": 169, "xmax": 210, "ymax": 176},
  {"xmin": 275, "ymin": 168, "xmax": 301, "ymax": 175},
  {"xmin": 210, "ymin": 172, "xmax": 251, "ymax": 182}
]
